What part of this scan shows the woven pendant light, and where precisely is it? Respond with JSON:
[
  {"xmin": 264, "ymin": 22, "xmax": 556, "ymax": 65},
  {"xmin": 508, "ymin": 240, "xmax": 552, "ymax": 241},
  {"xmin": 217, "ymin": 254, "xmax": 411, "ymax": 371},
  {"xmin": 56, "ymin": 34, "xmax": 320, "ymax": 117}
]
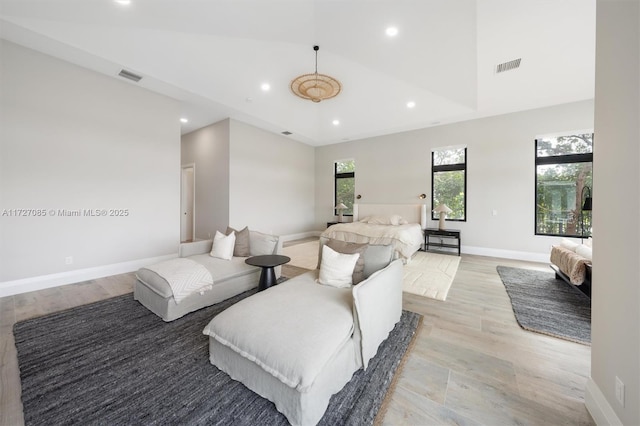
[{"xmin": 291, "ymin": 46, "xmax": 341, "ymax": 103}]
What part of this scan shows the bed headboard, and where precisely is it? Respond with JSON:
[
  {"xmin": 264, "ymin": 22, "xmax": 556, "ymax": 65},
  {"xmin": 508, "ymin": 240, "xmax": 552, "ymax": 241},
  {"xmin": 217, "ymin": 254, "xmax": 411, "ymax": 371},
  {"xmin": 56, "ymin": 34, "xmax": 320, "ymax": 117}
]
[{"xmin": 353, "ymin": 203, "xmax": 427, "ymax": 227}]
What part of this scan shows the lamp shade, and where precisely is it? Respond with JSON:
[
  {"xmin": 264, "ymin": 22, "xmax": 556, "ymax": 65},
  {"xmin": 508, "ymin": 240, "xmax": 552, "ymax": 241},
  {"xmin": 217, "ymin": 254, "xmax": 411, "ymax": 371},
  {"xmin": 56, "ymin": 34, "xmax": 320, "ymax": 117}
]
[
  {"xmin": 433, "ymin": 204, "xmax": 452, "ymax": 230},
  {"xmin": 334, "ymin": 202, "xmax": 348, "ymax": 223},
  {"xmin": 433, "ymin": 204, "xmax": 453, "ymax": 214},
  {"xmin": 291, "ymin": 46, "xmax": 341, "ymax": 103}
]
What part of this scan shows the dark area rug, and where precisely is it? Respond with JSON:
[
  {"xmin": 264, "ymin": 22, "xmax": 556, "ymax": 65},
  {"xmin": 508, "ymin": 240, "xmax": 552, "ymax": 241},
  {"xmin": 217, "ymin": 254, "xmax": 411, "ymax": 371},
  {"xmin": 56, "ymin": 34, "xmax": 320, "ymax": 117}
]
[
  {"xmin": 14, "ymin": 289, "xmax": 421, "ymax": 425},
  {"xmin": 496, "ymin": 266, "xmax": 591, "ymax": 345}
]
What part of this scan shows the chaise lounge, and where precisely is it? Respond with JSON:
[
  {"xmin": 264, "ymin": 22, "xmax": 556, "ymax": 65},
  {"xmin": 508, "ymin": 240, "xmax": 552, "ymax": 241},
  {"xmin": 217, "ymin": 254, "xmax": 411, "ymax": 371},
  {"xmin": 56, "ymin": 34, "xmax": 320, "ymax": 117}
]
[
  {"xmin": 135, "ymin": 229, "xmax": 282, "ymax": 321},
  {"xmin": 203, "ymin": 239, "xmax": 403, "ymax": 425}
]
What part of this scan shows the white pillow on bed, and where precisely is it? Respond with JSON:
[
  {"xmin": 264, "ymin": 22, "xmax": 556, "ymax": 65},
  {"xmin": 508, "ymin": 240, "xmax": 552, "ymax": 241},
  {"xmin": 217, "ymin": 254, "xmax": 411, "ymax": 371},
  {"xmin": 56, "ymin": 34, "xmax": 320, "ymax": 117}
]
[
  {"xmin": 318, "ymin": 245, "xmax": 360, "ymax": 288},
  {"xmin": 210, "ymin": 231, "xmax": 236, "ymax": 260},
  {"xmin": 363, "ymin": 214, "xmax": 407, "ymax": 226}
]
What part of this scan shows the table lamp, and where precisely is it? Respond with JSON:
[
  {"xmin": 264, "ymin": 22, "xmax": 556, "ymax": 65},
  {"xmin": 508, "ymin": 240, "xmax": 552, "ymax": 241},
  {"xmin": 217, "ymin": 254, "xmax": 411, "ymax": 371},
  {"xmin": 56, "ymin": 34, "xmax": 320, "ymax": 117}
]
[
  {"xmin": 334, "ymin": 203, "xmax": 348, "ymax": 222},
  {"xmin": 433, "ymin": 204, "xmax": 452, "ymax": 230}
]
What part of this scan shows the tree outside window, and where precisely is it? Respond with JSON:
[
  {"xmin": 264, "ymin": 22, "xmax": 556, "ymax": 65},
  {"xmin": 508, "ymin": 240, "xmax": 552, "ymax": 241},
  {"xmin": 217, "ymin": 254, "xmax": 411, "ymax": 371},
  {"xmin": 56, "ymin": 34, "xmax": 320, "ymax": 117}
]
[
  {"xmin": 335, "ymin": 160, "xmax": 355, "ymax": 215},
  {"xmin": 535, "ymin": 133, "xmax": 593, "ymax": 237},
  {"xmin": 432, "ymin": 147, "xmax": 466, "ymax": 221}
]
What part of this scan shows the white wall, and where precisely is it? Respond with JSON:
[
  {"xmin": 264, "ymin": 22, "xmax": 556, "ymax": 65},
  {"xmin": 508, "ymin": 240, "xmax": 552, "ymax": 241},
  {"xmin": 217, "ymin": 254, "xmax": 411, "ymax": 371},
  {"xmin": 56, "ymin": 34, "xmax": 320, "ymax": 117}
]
[
  {"xmin": 315, "ymin": 100, "xmax": 594, "ymax": 260},
  {"xmin": 229, "ymin": 120, "xmax": 315, "ymax": 237},
  {"xmin": 587, "ymin": 2, "xmax": 640, "ymax": 425},
  {"xmin": 181, "ymin": 119, "xmax": 230, "ymax": 240},
  {"xmin": 0, "ymin": 41, "xmax": 181, "ymax": 288}
]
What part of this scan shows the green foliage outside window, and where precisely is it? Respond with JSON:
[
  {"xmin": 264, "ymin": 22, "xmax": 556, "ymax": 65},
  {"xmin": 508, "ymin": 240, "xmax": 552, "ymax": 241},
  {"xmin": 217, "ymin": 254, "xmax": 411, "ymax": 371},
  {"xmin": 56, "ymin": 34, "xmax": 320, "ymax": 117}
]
[
  {"xmin": 433, "ymin": 148, "xmax": 465, "ymax": 166},
  {"xmin": 335, "ymin": 160, "xmax": 355, "ymax": 215},
  {"xmin": 433, "ymin": 170, "xmax": 465, "ymax": 220},
  {"xmin": 535, "ymin": 134, "xmax": 593, "ymax": 237},
  {"xmin": 432, "ymin": 148, "xmax": 466, "ymax": 221}
]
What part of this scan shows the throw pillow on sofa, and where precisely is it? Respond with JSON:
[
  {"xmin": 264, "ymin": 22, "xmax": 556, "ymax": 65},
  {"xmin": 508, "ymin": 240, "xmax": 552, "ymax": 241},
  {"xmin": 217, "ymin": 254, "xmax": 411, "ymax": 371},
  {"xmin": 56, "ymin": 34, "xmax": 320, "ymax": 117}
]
[
  {"xmin": 249, "ymin": 231, "xmax": 279, "ymax": 256},
  {"xmin": 226, "ymin": 226, "xmax": 251, "ymax": 257},
  {"xmin": 210, "ymin": 231, "xmax": 236, "ymax": 260},
  {"xmin": 317, "ymin": 239, "xmax": 368, "ymax": 284},
  {"xmin": 318, "ymin": 245, "xmax": 360, "ymax": 288}
]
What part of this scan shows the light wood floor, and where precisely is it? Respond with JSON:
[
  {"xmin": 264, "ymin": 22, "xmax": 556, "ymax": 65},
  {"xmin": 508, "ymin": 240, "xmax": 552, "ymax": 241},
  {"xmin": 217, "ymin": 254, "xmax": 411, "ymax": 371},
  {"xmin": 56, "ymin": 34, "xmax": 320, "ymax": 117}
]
[{"xmin": 0, "ymin": 241, "xmax": 594, "ymax": 426}]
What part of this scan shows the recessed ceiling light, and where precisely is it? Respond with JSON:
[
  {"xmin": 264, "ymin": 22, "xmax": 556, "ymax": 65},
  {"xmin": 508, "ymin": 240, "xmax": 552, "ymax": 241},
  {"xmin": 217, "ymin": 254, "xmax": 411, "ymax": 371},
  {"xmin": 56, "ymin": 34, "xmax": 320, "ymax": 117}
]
[
  {"xmin": 386, "ymin": 26, "xmax": 399, "ymax": 37},
  {"xmin": 406, "ymin": 101, "xmax": 416, "ymax": 108},
  {"xmin": 332, "ymin": 119, "xmax": 340, "ymax": 126},
  {"xmin": 180, "ymin": 118, "xmax": 188, "ymax": 123},
  {"xmin": 261, "ymin": 83, "xmax": 271, "ymax": 91},
  {"xmin": 114, "ymin": 0, "xmax": 131, "ymax": 5}
]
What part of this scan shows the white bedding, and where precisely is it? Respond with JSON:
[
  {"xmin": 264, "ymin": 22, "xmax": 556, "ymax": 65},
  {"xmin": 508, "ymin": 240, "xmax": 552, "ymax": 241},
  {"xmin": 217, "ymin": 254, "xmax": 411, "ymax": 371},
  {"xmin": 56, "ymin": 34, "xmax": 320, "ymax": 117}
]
[{"xmin": 321, "ymin": 222, "xmax": 423, "ymax": 261}]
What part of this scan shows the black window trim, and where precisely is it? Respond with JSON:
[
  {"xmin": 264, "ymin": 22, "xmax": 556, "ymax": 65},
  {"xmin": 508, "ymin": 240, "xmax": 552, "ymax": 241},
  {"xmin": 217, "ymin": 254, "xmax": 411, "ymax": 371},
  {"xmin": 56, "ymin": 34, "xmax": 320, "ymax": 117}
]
[
  {"xmin": 534, "ymin": 136, "xmax": 594, "ymax": 237},
  {"xmin": 334, "ymin": 162, "xmax": 355, "ymax": 216},
  {"xmin": 431, "ymin": 147, "xmax": 467, "ymax": 222}
]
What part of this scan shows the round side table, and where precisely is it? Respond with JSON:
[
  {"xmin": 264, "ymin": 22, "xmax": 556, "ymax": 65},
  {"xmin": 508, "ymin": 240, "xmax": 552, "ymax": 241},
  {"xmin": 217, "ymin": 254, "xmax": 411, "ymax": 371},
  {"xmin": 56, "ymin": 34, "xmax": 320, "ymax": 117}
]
[{"xmin": 245, "ymin": 254, "xmax": 291, "ymax": 291}]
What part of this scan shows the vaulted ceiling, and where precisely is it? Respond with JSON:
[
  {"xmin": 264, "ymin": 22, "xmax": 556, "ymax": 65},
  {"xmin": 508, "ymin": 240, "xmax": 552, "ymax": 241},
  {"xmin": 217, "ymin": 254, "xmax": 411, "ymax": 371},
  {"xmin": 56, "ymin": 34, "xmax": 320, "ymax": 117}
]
[{"xmin": 0, "ymin": 0, "xmax": 596, "ymax": 146}]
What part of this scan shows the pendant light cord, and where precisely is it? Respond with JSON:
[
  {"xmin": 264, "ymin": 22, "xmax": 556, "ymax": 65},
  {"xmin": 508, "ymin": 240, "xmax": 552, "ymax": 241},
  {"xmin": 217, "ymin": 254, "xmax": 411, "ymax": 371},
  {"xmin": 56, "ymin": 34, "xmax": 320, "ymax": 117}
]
[{"xmin": 314, "ymin": 45, "xmax": 319, "ymax": 88}]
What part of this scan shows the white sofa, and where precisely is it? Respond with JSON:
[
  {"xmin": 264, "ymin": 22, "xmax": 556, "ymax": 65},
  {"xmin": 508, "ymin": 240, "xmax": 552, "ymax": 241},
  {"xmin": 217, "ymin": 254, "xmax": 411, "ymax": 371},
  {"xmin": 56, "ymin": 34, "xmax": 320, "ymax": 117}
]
[
  {"xmin": 202, "ymin": 241, "xmax": 402, "ymax": 425},
  {"xmin": 134, "ymin": 231, "xmax": 282, "ymax": 321}
]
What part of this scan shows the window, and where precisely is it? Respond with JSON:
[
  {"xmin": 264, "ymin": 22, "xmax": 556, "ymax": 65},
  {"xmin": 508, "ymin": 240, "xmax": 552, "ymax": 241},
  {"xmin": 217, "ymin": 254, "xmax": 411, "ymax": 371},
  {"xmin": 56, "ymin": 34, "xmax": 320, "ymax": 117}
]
[
  {"xmin": 334, "ymin": 160, "xmax": 355, "ymax": 215},
  {"xmin": 535, "ymin": 133, "xmax": 593, "ymax": 237},
  {"xmin": 432, "ymin": 147, "xmax": 466, "ymax": 221}
]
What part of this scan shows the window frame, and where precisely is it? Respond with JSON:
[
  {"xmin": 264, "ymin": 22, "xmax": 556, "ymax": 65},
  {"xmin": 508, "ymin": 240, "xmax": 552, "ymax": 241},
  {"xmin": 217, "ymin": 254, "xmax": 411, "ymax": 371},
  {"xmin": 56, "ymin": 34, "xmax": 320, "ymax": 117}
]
[
  {"xmin": 431, "ymin": 147, "xmax": 467, "ymax": 222},
  {"xmin": 534, "ymin": 134, "xmax": 593, "ymax": 237},
  {"xmin": 334, "ymin": 160, "xmax": 355, "ymax": 216}
]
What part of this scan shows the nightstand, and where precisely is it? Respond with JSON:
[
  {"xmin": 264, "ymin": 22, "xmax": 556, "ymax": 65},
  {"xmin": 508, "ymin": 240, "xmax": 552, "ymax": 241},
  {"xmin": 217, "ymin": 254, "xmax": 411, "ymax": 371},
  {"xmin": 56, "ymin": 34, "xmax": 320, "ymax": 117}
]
[{"xmin": 424, "ymin": 228, "xmax": 461, "ymax": 256}]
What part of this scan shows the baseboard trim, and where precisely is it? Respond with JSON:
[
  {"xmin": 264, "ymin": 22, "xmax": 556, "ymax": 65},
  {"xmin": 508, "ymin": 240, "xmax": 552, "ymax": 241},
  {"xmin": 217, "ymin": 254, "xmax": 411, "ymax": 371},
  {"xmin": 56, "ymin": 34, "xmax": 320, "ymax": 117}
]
[
  {"xmin": 280, "ymin": 231, "xmax": 322, "ymax": 242},
  {"xmin": 280, "ymin": 235, "xmax": 549, "ymax": 263},
  {"xmin": 0, "ymin": 253, "xmax": 177, "ymax": 298},
  {"xmin": 462, "ymin": 245, "xmax": 549, "ymax": 263},
  {"xmin": 0, "ymin": 240, "xmax": 549, "ymax": 297},
  {"xmin": 585, "ymin": 378, "xmax": 623, "ymax": 426}
]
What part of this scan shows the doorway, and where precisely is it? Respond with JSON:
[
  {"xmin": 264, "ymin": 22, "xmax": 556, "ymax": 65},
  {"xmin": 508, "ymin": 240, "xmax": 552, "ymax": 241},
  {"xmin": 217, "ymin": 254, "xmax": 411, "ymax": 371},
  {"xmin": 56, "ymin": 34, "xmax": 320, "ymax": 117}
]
[{"xmin": 181, "ymin": 164, "xmax": 195, "ymax": 242}]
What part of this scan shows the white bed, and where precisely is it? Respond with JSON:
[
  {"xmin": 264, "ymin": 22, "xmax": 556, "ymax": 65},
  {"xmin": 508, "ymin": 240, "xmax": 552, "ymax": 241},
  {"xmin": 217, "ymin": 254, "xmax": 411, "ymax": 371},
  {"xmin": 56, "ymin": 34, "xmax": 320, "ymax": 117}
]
[{"xmin": 321, "ymin": 203, "xmax": 425, "ymax": 262}]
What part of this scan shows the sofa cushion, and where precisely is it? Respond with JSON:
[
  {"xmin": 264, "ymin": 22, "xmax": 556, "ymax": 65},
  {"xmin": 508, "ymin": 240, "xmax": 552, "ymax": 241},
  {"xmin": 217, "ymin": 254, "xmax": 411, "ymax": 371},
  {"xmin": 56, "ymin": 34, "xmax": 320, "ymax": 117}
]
[
  {"xmin": 318, "ymin": 245, "xmax": 361, "ymax": 288},
  {"xmin": 226, "ymin": 226, "xmax": 251, "ymax": 257},
  {"xmin": 137, "ymin": 256, "xmax": 259, "ymax": 298},
  {"xmin": 203, "ymin": 273, "xmax": 354, "ymax": 392},
  {"xmin": 362, "ymin": 245, "xmax": 394, "ymax": 279},
  {"xmin": 576, "ymin": 244, "xmax": 592, "ymax": 261},
  {"xmin": 560, "ymin": 238, "xmax": 579, "ymax": 252},
  {"xmin": 250, "ymin": 231, "xmax": 279, "ymax": 255}
]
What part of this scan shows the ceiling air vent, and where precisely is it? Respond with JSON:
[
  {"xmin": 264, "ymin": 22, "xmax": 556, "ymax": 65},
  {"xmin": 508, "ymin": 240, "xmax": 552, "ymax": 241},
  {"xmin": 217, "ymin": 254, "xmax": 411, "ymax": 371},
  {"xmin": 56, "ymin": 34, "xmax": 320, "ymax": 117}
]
[
  {"xmin": 118, "ymin": 69, "xmax": 143, "ymax": 82},
  {"xmin": 496, "ymin": 58, "xmax": 521, "ymax": 74},
  {"xmin": 281, "ymin": 131, "xmax": 292, "ymax": 136}
]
